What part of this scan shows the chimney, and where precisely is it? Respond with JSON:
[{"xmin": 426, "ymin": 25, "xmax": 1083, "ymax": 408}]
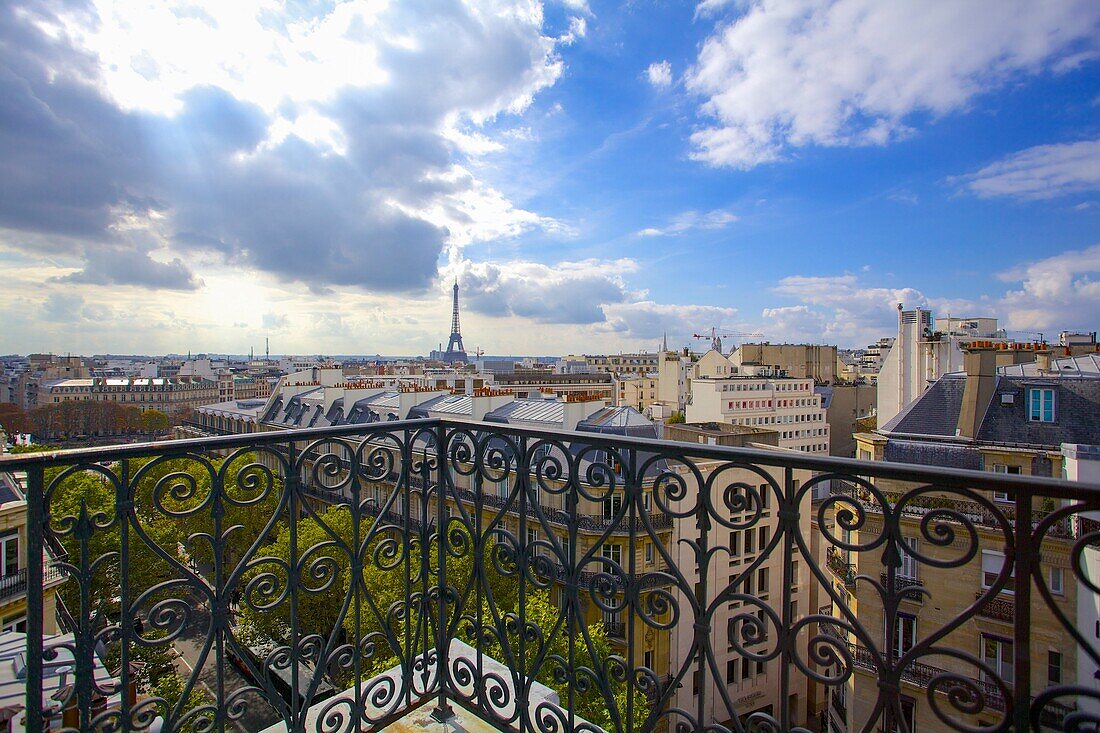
[
  {"xmin": 1035, "ymin": 348, "xmax": 1052, "ymax": 375},
  {"xmin": 957, "ymin": 344, "xmax": 997, "ymax": 439}
]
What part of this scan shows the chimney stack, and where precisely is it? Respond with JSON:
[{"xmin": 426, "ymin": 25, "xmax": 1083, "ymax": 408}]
[
  {"xmin": 1035, "ymin": 348, "xmax": 1052, "ymax": 375},
  {"xmin": 957, "ymin": 344, "xmax": 998, "ymax": 439}
]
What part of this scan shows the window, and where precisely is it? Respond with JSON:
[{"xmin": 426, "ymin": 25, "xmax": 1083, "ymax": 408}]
[
  {"xmin": 759, "ymin": 526, "xmax": 769, "ymax": 549},
  {"xmin": 887, "ymin": 697, "xmax": 916, "ymax": 733},
  {"xmin": 1029, "ymin": 387, "xmax": 1055, "ymax": 422},
  {"xmin": 729, "ymin": 530, "xmax": 740, "ymax": 557},
  {"xmin": 645, "ymin": 542, "xmax": 654, "ymax": 563},
  {"xmin": 0, "ymin": 615, "xmax": 26, "ymax": 633},
  {"xmin": 1048, "ymin": 651, "xmax": 1063, "ymax": 685},
  {"xmin": 726, "ymin": 659, "xmax": 738, "ymax": 683},
  {"xmin": 693, "ymin": 670, "xmax": 701, "ymax": 696},
  {"xmin": 981, "ymin": 635, "xmax": 1013, "ymax": 684},
  {"xmin": 745, "ymin": 529, "xmax": 755, "ymax": 554},
  {"xmin": 759, "ymin": 485, "xmax": 770, "ymax": 510},
  {"xmin": 526, "ymin": 527, "xmax": 538, "ymax": 546},
  {"xmin": 603, "ymin": 493, "xmax": 623, "ymax": 521},
  {"xmin": 601, "ymin": 543, "xmax": 622, "ymax": 565},
  {"xmin": 1050, "ymin": 566, "xmax": 1064, "ymax": 595},
  {"xmin": 758, "ymin": 567, "xmax": 769, "ymax": 594},
  {"xmin": 644, "ymin": 650, "xmax": 654, "ymax": 671},
  {"xmin": 982, "ymin": 551, "xmax": 1015, "ymax": 593},
  {"xmin": 0, "ymin": 534, "xmax": 17, "ymax": 577},
  {"xmin": 991, "ymin": 464, "xmax": 1020, "ymax": 501},
  {"xmin": 900, "ymin": 537, "xmax": 919, "ymax": 580},
  {"xmin": 889, "ymin": 614, "xmax": 916, "ymax": 657}
]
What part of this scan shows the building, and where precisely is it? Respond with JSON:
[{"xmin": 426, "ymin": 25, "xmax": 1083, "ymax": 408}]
[
  {"xmin": 10, "ymin": 356, "xmax": 91, "ymax": 411},
  {"xmin": 833, "ymin": 346, "xmax": 1100, "ymax": 732},
  {"xmin": 653, "ymin": 348, "xmax": 694, "ymax": 416},
  {"xmin": 817, "ymin": 383, "xmax": 876, "ymax": 458},
  {"xmin": 36, "ymin": 376, "xmax": 220, "ymax": 419},
  {"xmin": 875, "ymin": 307, "xmax": 1013, "ymax": 425},
  {"xmin": 565, "ymin": 353, "xmax": 661, "ymax": 377},
  {"xmin": 730, "ymin": 344, "xmax": 837, "ymax": 385},
  {"xmin": 0, "ymin": 469, "xmax": 66, "ymax": 637},
  {"xmin": 1063, "ymin": 442, "xmax": 1100, "ymax": 719},
  {"xmin": 491, "ymin": 372, "xmax": 614, "ymax": 401},
  {"xmin": 686, "ymin": 363, "xmax": 830, "ymax": 454},
  {"xmin": 662, "ymin": 423, "xmax": 813, "ymax": 726},
  {"xmin": 616, "ymin": 375, "xmax": 660, "ymax": 414}
]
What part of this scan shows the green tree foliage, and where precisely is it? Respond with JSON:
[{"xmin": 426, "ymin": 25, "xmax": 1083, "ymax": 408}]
[
  {"xmin": 666, "ymin": 411, "xmax": 686, "ymax": 424},
  {"xmin": 236, "ymin": 505, "xmax": 648, "ymax": 729},
  {"xmin": 139, "ymin": 409, "xmax": 169, "ymax": 434}
]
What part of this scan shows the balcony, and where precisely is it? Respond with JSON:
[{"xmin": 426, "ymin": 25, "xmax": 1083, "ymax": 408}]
[
  {"xmin": 879, "ymin": 571, "xmax": 925, "ymax": 602},
  {"xmin": 826, "ymin": 548, "xmax": 856, "ymax": 587},
  {"xmin": 1, "ymin": 418, "xmax": 1095, "ymax": 732},
  {"xmin": 0, "ymin": 563, "xmax": 65, "ymax": 602},
  {"xmin": 974, "ymin": 590, "xmax": 1015, "ymax": 623}
]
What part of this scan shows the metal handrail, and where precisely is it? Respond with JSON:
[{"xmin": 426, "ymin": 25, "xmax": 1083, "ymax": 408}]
[{"xmin": 5, "ymin": 416, "xmax": 1097, "ymax": 733}]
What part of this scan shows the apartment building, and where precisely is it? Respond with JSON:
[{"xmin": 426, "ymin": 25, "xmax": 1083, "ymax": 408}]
[
  {"xmin": 818, "ymin": 383, "xmax": 877, "ymax": 458},
  {"xmin": 0, "ymin": 470, "xmax": 66, "ymax": 636},
  {"xmin": 686, "ymin": 364, "xmax": 830, "ymax": 454},
  {"xmin": 730, "ymin": 344, "xmax": 837, "ymax": 385},
  {"xmin": 829, "ymin": 347, "xmax": 1100, "ymax": 732},
  {"xmin": 617, "ymin": 375, "xmax": 660, "ymax": 413},
  {"xmin": 661, "ymin": 423, "xmax": 813, "ymax": 727},
  {"xmin": 566, "ymin": 353, "xmax": 661, "ymax": 376},
  {"xmin": 37, "ymin": 376, "xmax": 220, "ymax": 418},
  {"xmin": 876, "ymin": 307, "xmax": 1012, "ymax": 425}
]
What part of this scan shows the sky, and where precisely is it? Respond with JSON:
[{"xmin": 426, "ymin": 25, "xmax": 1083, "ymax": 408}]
[{"xmin": 1, "ymin": 0, "xmax": 1098, "ymax": 357}]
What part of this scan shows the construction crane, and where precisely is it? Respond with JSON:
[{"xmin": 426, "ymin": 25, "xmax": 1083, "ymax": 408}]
[
  {"xmin": 1007, "ymin": 330, "xmax": 1046, "ymax": 345},
  {"xmin": 691, "ymin": 328, "xmax": 764, "ymax": 353}
]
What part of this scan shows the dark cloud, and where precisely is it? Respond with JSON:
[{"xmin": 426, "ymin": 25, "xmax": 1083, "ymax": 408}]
[
  {"xmin": 459, "ymin": 260, "xmax": 632, "ymax": 325},
  {"xmin": 0, "ymin": 0, "xmax": 561, "ymax": 294},
  {"xmin": 57, "ymin": 246, "xmax": 202, "ymax": 291}
]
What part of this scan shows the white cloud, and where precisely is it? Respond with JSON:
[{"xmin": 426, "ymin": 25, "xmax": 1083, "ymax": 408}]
[
  {"xmin": 686, "ymin": 0, "xmax": 1100, "ymax": 168},
  {"xmin": 636, "ymin": 209, "xmax": 738, "ymax": 237},
  {"xmin": 395, "ymin": 165, "xmax": 569, "ymax": 252},
  {"xmin": 997, "ymin": 243, "xmax": 1100, "ymax": 331},
  {"xmin": 959, "ymin": 139, "xmax": 1100, "ymax": 200},
  {"xmin": 559, "ymin": 16, "xmax": 587, "ymax": 45},
  {"xmin": 645, "ymin": 60, "xmax": 673, "ymax": 89},
  {"xmin": 770, "ymin": 274, "xmax": 932, "ymax": 345},
  {"xmin": 455, "ymin": 258, "xmax": 639, "ymax": 325},
  {"xmin": 600, "ymin": 301, "xmax": 741, "ymax": 343},
  {"xmin": 759, "ymin": 305, "xmax": 828, "ymax": 343}
]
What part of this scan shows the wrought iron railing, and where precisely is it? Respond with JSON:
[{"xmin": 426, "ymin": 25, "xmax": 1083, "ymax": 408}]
[
  {"xmin": 2, "ymin": 417, "xmax": 1098, "ymax": 733},
  {"xmin": 879, "ymin": 571, "xmax": 924, "ymax": 602},
  {"xmin": 826, "ymin": 548, "xmax": 856, "ymax": 587},
  {"xmin": 0, "ymin": 564, "xmax": 66, "ymax": 602},
  {"xmin": 973, "ymin": 590, "xmax": 1015, "ymax": 623}
]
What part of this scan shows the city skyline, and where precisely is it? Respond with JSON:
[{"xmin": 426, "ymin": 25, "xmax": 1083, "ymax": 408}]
[{"xmin": 1, "ymin": 1, "xmax": 1098, "ymax": 356}]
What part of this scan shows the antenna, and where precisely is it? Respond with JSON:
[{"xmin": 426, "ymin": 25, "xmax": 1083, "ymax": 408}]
[{"xmin": 266, "ymin": 337, "xmax": 270, "ymax": 361}]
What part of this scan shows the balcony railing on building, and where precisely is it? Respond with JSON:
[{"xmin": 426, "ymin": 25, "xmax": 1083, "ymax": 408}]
[{"xmin": 1, "ymin": 418, "xmax": 1098, "ymax": 733}]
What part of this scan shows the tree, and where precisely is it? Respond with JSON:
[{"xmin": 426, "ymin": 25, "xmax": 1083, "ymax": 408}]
[
  {"xmin": 666, "ymin": 411, "xmax": 685, "ymax": 424},
  {"xmin": 140, "ymin": 409, "xmax": 169, "ymax": 435},
  {"xmin": 0, "ymin": 403, "xmax": 30, "ymax": 435}
]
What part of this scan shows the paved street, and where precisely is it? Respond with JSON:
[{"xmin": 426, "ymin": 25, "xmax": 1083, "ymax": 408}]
[{"xmin": 171, "ymin": 603, "xmax": 281, "ymax": 733}]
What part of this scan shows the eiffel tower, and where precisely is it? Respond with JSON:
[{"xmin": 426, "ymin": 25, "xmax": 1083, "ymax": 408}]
[{"xmin": 442, "ymin": 280, "xmax": 468, "ymax": 363}]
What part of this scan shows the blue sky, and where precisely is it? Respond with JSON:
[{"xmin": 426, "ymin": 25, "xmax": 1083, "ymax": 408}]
[{"xmin": 0, "ymin": 0, "xmax": 1098, "ymax": 355}]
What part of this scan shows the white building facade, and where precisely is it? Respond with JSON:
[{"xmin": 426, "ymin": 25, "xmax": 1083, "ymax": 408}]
[
  {"xmin": 876, "ymin": 307, "xmax": 1007, "ymax": 425},
  {"xmin": 686, "ymin": 369, "xmax": 830, "ymax": 454}
]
